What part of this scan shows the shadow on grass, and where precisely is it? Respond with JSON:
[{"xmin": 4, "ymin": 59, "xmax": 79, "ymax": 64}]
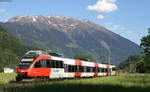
[
  {"xmin": 9, "ymin": 80, "xmax": 33, "ymax": 84},
  {"xmin": 2, "ymin": 83, "xmax": 150, "ymax": 92}
]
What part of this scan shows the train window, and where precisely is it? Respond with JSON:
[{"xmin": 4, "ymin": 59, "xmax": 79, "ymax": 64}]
[
  {"xmin": 41, "ymin": 59, "xmax": 47, "ymax": 67},
  {"xmin": 105, "ymin": 69, "xmax": 108, "ymax": 72},
  {"xmin": 75, "ymin": 65, "xmax": 78, "ymax": 72},
  {"xmin": 86, "ymin": 67, "xmax": 90, "ymax": 72},
  {"xmin": 82, "ymin": 66, "xmax": 84, "ymax": 72},
  {"xmin": 55, "ymin": 61, "xmax": 59, "ymax": 68},
  {"xmin": 83, "ymin": 66, "xmax": 86, "ymax": 72},
  {"xmin": 98, "ymin": 68, "xmax": 101, "ymax": 72},
  {"xmin": 88, "ymin": 67, "xmax": 91, "ymax": 72},
  {"xmin": 68, "ymin": 65, "xmax": 72, "ymax": 72},
  {"xmin": 70, "ymin": 65, "xmax": 73, "ymax": 72},
  {"xmin": 101, "ymin": 68, "xmax": 105, "ymax": 72},
  {"xmin": 51, "ymin": 60, "xmax": 56, "ymax": 68},
  {"xmin": 68, "ymin": 65, "xmax": 70, "ymax": 72},
  {"xmin": 79, "ymin": 66, "xmax": 83, "ymax": 72},
  {"xmin": 71, "ymin": 65, "xmax": 73, "ymax": 72},
  {"xmin": 65, "ymin": 65, "xmax": 87, "ymax": 72},
  {"xmin": 50, "ymin": 60, "xmax": 64, "ymax": 68},
  {"xmin": 67, "ymin": 65, "xmax": 76, "ymax": 72},
  {"xmin": 72, "ymin": 65, "xmax": 75, "ymax": 72},
  {"xmin": 92, "ymin": 67, "xmax": 95, "ymax": 72},
  {"xmin": 71, "ymin": 65, "xmax": 74, "ymax": 72},
  {"xmin": 79, "ymin": 66, "xmax": 81, "ymax": 72},
  {"xmin": 19, "ymin": 65, "xmax": 30, "ymax": 69},
  {"xmin": 92, "ymin": 67, "xmax": 94, "ymax": 72},
  {"xmin": 59, "ymin": 61, "xmax": 64, "ymax": 68},
  {"xmin": 46, "ymin": 59, "xmax": 51, "ymax": 68},
  {"xmin": 56, "ymin": 60, "xmax": 64, "ymax": 68},
  {"xmin": 93, "ymin": 67, "xmax": 98, "ymax": 72},
  {"xmin": 34, "ymin": 60, "xmax": 41, "ymax": 68}
]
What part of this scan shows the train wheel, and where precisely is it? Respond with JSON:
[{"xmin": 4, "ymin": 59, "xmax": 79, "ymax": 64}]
[{"xmin": 16, "ymin": 76, "xmax": 22, "ymax": 82}]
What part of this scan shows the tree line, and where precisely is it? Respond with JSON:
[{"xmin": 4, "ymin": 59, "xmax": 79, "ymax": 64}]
[
  {"xmin": 0, "ymin": 26, "xmax": 37, "ymax": 71},
  {"xmin": 119, "ymin": 28, "xmax": 150, "ymax": 73}
]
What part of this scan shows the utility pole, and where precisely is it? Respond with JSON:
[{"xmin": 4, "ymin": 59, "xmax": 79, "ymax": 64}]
[
  {"xmin": 100, "ymin": 41, "xmax": 111, "ymax": 76},
  {"xmin": 108, "ymin": 49, "xmax": 111, "ymax": 76}
]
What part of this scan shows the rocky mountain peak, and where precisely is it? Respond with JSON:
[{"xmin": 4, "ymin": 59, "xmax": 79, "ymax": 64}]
[
  {"xmin": 0, "ymin": 15, "xmax": 141, "ymax": 64},
  {"xmin": 6, "ymin": 15, "xmax": 95, "ymax": 26}
]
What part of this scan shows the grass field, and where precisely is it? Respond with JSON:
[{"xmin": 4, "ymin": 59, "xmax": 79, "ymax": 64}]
[
  {"xmin": 0, "ymin": 73, "xmax": 150, "ymax": 92},
  {"xmin": 0, "ymin": 73, "xmax": 16, "ymax": 84}
]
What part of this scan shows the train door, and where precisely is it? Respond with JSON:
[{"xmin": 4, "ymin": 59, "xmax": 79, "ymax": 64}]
[
  {"xmin": 63, "ymin": 64, "xmax": 70, "ymax": 78},
  {"xmin": 49, "ymin": 60, "xmax": 64, "ymax": 79}
]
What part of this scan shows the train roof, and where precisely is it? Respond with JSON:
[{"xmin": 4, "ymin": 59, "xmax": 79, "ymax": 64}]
[
  {"xmin": 23, "ymin": 50, "xmax": 116, "ymax": 67},
  {"xmin": 51, "ymin": 55, "xmax": 116, "ymax": 67}
]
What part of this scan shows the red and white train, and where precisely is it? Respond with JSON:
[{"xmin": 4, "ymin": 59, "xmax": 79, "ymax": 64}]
[{"xmin": 16, "ymin": 50, "xmax": 116, "ymax": 81}]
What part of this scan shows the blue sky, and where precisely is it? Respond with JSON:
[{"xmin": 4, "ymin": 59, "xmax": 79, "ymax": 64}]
[{"xmin": 0, "ymin": 0, "xmax": 150, "ymax": 45}]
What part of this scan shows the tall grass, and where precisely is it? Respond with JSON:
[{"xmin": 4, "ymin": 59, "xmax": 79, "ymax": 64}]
[
  {"xmin": 1, "ymin": 74, "xmax": 150, "ymax": 92},
  {"xmin": 0, "ymin": 73, "xmax": 16, "ymax": 84}
]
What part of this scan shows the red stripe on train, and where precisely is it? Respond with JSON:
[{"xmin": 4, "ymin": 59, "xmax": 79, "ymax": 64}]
[
  {"xmin": 75, "ymin": 60, "xmax": 82, "ymax": 66},
  {"xmin": 94, "ymin": 63, "xmax": 99, "ymax": 77},
  {"xmin": 75, "ymin": 60, "xmax": 82, "ymax": 77},
  {"xmin": 74, "ymin": 72, "xmax": 82, "ymax": 77},
  {"xmin": 28, "ymin": 56, "xmax": 52, "ymax": 77}
]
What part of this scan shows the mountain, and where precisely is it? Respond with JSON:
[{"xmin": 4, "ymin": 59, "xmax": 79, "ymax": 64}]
[
  {"xmin": 0, "ymin": 25, "xmax": 36, "ymax": 70},
  {"xmin": 0, "ymin": 15, "xmax": 141, "ymax": 64}
]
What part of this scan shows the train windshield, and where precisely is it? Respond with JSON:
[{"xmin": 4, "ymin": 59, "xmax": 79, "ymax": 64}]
[
  {"xmin": 19, "ymin": 58, "xmax": 34, "ymax": 69},
  {"xmin": 19, "ymin": 65, "xmax": 31, "ymax": 69}
]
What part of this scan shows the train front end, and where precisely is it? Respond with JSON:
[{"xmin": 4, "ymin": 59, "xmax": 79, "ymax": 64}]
[{"xmin": 16, "ymin": 51, "xmax": 39, "ymax": 81}]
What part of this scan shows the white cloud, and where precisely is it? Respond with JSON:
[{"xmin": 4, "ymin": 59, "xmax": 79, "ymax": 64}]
[
  {"xmin": 97, "ymin": 14, "xmax": 106, "ymax": 19},
  {"xmin": 111, "ymin": 25, "xmax": 126, "ymax": 31},
  {"xmin": 87, "ymin": 0, "xmax": 118, "ymax": 13},
  {"xmin": 105, "ymin": 22, "xmax": 126, "ymax": 31}
]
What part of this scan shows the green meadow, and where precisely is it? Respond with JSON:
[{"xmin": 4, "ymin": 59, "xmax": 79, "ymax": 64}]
[
  {"xmin": 0, "ymin": 73, "xmax": 150, "ymax": 92},
  {"xmin": 0, "ymin": 73, "xmax": 16, "ymax": 84}
]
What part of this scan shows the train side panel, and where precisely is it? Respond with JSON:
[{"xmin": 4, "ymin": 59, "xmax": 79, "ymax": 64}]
[{"xmin": 16, "ymin": 52, "xmax": 117, "ymax": 81}]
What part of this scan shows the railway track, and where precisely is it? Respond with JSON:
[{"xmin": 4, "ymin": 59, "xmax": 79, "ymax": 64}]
[{"xmin": 0, "ymin": 79, "xmax": 34, "ymax": 87}]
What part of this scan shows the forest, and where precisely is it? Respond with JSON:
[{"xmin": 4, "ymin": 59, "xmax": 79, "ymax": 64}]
[
  {"xmin": 0, "ymin": 26, "xmax": 37, "ymax": 71},
  {"xmin": 119, "ymin": 28, "xmax": 150, "ymax": 73}
]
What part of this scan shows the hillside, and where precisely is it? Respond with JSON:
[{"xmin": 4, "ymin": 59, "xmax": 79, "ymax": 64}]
[
  {"xmin": 0, "ymin": 15, "xmax": 141, "ymax": 64},
  {"xmin": 0, "ymin": 26, "xmax": 36, "ymax": 70}
]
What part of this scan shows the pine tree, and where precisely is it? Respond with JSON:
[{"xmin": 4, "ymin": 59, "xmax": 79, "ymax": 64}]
[{"xmin": 140, "ymin": 28, "xmax": 150, "ymax": 72}]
